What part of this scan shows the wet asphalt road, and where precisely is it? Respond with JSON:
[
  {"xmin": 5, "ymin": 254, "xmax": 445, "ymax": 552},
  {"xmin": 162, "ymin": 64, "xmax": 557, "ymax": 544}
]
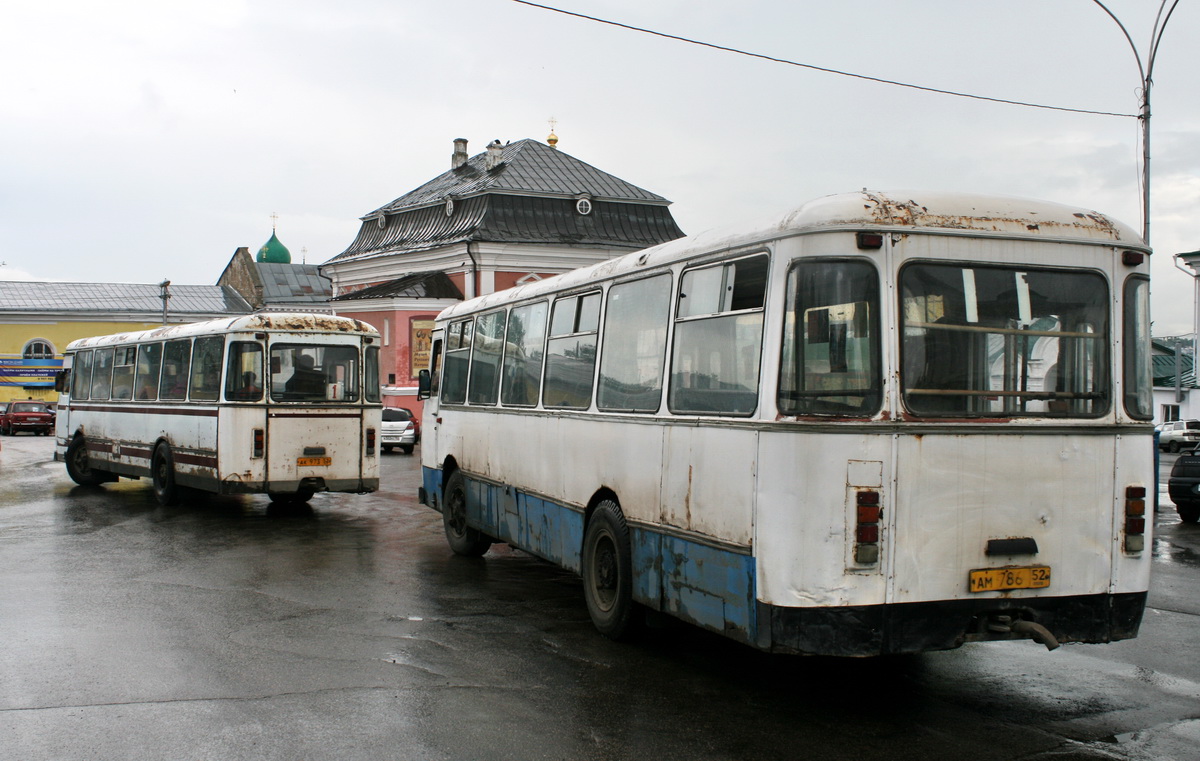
[{"xmin": 1, "ymin": 435, "xmax": 1199, "ymax": 761}]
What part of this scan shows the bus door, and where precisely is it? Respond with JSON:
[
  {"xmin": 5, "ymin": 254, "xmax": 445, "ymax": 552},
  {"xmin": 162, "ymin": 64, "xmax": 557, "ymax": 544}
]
[{"xmin": 420, "ymin": 332, "xmax": 444, "ymax": 471}]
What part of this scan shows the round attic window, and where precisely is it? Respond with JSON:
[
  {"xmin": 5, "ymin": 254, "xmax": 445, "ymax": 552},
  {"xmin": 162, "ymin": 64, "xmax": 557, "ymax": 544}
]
[
  {"xmin": 445, "ymin": 198, "xmax": 455, "ymax": 217},
  {"xmin": 376, "ymin": 214, "xmax": 388, "ymax": 229},
  {"xmin": 575, "ymin": 198, "xmax": 592, "ymax": 215}
]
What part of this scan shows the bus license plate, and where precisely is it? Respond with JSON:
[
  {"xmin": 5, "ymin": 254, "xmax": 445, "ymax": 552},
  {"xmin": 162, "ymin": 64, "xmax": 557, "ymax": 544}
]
[
  {"xmin": 968, "ymin": 566, "xmax": 1051, "ymax": 593},
  {"xmin": 297, "ymin": 456, "xmax": 331, "ymax": 467}
]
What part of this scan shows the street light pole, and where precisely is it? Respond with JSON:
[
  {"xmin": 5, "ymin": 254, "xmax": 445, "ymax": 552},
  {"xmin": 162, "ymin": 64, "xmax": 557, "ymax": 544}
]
[{"xmin": 1092, "ymin": 0, "xmax": 1180, "ymax": 246}]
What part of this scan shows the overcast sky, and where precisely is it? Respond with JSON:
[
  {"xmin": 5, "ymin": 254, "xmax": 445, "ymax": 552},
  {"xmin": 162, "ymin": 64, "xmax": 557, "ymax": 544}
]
[{"xmin": 2, "ymin": 1, "xmax": 1198, "ymax": 333}]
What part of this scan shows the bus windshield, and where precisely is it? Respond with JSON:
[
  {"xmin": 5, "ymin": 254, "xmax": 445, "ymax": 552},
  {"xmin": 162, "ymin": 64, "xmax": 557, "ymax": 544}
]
[
  {"xmin": 900, "ymin": 263, "xmax": 1109, "ymax": 417},
  {"xmin": 271, "ymin": 343, "xmax": 361, "ymax": 402}
]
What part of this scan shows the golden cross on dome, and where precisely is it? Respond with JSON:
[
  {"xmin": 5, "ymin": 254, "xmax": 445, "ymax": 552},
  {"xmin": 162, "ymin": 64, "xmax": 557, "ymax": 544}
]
[{"xmin": 270, "ymin": 212, "xmax": 279, "ymax": 231}]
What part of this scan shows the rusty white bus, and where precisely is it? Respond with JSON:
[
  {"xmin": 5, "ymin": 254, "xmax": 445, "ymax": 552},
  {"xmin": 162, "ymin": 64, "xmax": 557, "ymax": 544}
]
[
  {"xmin": 54, "ymin": 313, "xmax": 382, "ymax": 506},
  {"xmin": 416, "ymin": 190, "xmax": 1154, "ymax": 656}
]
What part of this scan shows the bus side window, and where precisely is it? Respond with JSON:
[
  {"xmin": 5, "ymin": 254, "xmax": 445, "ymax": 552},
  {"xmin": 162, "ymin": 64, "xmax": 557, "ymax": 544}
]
[
  {"xmin": 135, "ymin": 342, "xmax": 163, "ymax": 400},
  {"xmin": 670, "ymin": 254, "xmax": 768, "ymax": 416},
  {"xmin": 71, "ymin": 350, "xmax": 94, "ymax": 400},
  {"xmin": 191, "ymin": 336, "xmax": 224, "ymax": 401},
  {"xmin": 111, "ymin": 347, "xmax": 136, "ymax": 401},
  {"xmin": 225, "ymin": 341, "xmax": 264, "ymax": 401},
  {"xmin": 441, "ymin": 320, "xmax": 471, "ymax": 404},
  {"xmin": 91, "ymin": 348, "xmax": 114, "ymax": 400},
  {"xmin": 500, "ymin": 301, "xmax": 547, "ymax": 407},
  {"xmin": 160, "ymin": 340, "xmax": 191, "ymax": 400}
]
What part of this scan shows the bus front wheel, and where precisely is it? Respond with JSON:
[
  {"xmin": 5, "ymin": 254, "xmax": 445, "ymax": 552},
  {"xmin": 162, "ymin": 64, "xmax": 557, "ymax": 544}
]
[
  {"xmin": 65, "ymin": 436, "xmax": 106, "ymax": 487},
  {"xmin": 582, "ymin": 500, "xmax": 641, "ymax": 641},
  {"xmin": 442, "ymin": 470, "xmax": 492, "ymax": 557},
  {"xmin": 152, "ymin": 443, "xmax": 180, "ymax": 506}
]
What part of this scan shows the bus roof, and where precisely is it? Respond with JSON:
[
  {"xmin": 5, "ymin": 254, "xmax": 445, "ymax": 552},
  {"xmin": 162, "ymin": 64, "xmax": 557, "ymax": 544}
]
[
  {"xmin": 440, "ymin": 189, "xmax": 1147, "ymax": 321},
  {"xmin": 64, "ymin": 312, "xmax": 379, "ymax": 351}
]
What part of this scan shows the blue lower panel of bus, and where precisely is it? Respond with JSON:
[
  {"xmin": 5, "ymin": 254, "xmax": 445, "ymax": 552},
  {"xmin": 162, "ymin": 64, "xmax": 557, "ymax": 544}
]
[{"xmin": 423, "ymin": 466, "xmax": 756, "ymax": 643}]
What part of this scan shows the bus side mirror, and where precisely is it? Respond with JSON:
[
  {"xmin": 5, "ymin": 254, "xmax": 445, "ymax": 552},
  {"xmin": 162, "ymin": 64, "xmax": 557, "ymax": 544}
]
[
  {"xmin": 417, "ymin": 369, "xmax": 431, "ymax": 400},
  {"xmin": 54, "ymin": 369, "xmax": 70, "ymax": 393}
]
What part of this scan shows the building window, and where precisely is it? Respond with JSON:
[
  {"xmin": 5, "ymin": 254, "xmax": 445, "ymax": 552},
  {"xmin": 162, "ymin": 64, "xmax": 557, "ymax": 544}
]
[
  {"xmin": 1162, "ymin": 404, "xmax": 1180, "ymax": 423},
  {"xmin": 23, "ymin": 339, "xmax": 55, "ymax": 359}
]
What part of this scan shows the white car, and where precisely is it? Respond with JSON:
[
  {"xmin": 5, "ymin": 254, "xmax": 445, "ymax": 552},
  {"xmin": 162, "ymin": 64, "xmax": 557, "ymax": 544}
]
[
  {"xmin": 1158, "ymin": 419, "xmax": 1200, "ymax": 453},
  {"xmin": 381, "ymin": 407, "xmax": 417, "ymax": 454}
]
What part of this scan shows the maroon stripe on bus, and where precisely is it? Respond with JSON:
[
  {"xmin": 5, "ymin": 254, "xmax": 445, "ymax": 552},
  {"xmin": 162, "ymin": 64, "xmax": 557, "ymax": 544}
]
[
  {"xmin": 267, "ymin": 412, "xmax": 362, "ymax": 419},
  {"xmin": 68, "ymin": 404, "xmax": 220, "ymax": 417}
]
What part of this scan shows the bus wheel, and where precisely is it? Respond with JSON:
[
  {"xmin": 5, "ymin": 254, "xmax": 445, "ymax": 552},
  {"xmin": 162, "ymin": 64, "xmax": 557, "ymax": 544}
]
[
  {"xmin": 442, "ymin": 470, "xmax": 492, "ymax": 557},
  {"xmin": 270, "ymin": 488, "xmax": 316, "ymax": 505},
  {"xmin": 151, "ymin": 443, "xmax": 180, "ymax": 506},
  {"xmin": 65, "ymin": 436, "xmax": 105, "ymax": 487},
  {"xmin": 582, "ymin": 500, "xmax": 641, "ymax": 641}
]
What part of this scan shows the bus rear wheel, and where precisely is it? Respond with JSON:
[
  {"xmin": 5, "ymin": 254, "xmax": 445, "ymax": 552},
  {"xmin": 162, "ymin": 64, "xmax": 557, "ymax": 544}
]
[
  {"xmin": 582, "ymin": 500, "xmax": 641, "ymax": 640},
  {"xmin": 269, "ymin": 488, "xmax": 316, "ymax": 505},
  {"xmin": 442, "ymin": 470, "xmax": 492, "ymax": 557},
  {"xmin": 152, "ymin": 443, "xmax": 180, "ymax": 506},
  {"xmin": 65, "ymin": 436, "xmax": 106, "ymax": 487}
]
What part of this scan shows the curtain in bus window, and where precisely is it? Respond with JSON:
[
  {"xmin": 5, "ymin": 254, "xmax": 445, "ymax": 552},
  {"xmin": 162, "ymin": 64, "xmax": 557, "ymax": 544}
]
[
  {"xmin": 71, "ymin": 351, "xmax": 93, "ymax": 400},
  {"xmin": 110, "ymin": 347, "xmax": 136, "ymax": 401},
  {"xmin": 501, "ymin": 301, "xmax": 548, "ymax": 406},
  {"xmin": 90, "ymin": 348, "xmax": 114, "ymax": 400},
  {"xmin": 598, "ymin": 274, "xmax": 671, "ymax": 412},
  {"xmin": 468, "ymin": 311, "xmax": 506, "ymax": 405},
  {"xmin": 135, "ymin": 343, "xmax": 163, "ymax": 400},
  {"xmin": 365, "ymin": 346, "xmax": 381, "ymax": 403},
  {"xmin": 1123, "ymin": 276, "xmax": 1152, "ymax": 420},
  {"xmin": 441, "ymin": 320, "xmax": 472, "ymax": 404},
  {"xmin": 669, "ymin": 255, "xmax": 767, "ymax": 416},
  {"xmin": 544, "ymin": 292, "xmax": 601, "ymax": 409},
  {"xmin": 270, "ymin": 344, "xmax": 359, "ymax": 402},
  {"xmin": 159, "ymin": 340, "xmax": 191, "ymax": 400},
  {"xmin": 779, "ymin": 260, "xmax": 882, "ymax": 416},
  {"xmin": 190, "ymin": 336, "xmax": 224, "ymax": 402},
  {"xmin": 226, "ymin": 341, "xmax": 264, "ymax": 401},
  {"xmin": 900, "ymin": 263, "xmax": 1109, "ymax": 417}
]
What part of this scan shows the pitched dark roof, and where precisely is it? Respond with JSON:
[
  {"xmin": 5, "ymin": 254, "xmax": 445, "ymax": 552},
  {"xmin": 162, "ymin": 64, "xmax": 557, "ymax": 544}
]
[
  {"xmin": 0, "ymin": 281, "xmax": 252, "ymax": 316},
  {"xmin": 324, "ymin": 139, "xmax": 685, "ymax": 266},
  {"xmin": 254, "ymin": 262, "xmax": 332, "ymax": 305},
  {"xmin": 331, "ymin": 271, "xmax": 463, "ymax": 302},
  {"xmin": 370, "ymin": 139, "xmax": 668, "ymax": 215}
]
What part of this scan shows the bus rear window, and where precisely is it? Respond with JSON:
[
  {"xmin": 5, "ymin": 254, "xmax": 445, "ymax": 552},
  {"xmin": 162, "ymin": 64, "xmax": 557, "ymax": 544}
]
[
  {"xmin": 900, "ymin": 263, "xmax": 1109, "ymax": 418},
  {"xmin": 270, "ymin": 344, "xmax": 360, "ymax": 402}
]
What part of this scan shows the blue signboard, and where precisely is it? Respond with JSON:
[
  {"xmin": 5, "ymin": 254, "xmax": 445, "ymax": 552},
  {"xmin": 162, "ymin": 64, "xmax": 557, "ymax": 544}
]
[{"xmin": 0, "ymin": 356, "xmax": 63, "ymax": 387}]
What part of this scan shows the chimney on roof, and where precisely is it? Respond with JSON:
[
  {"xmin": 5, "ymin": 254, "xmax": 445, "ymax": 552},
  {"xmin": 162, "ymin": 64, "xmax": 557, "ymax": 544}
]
[
  {"xmin": 485, "ymin": 140, "xmax": 503, "ymax": 170},
  {"xmin": 451, "ymin": 138, "xmax": 468, "ymax": 170}
]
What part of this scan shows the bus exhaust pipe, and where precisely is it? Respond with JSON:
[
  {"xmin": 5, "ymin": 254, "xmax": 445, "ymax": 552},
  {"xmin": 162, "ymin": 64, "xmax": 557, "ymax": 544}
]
[{"xmin": 988, "ymin": 615, "xmax": 1060, "ymax": 651}]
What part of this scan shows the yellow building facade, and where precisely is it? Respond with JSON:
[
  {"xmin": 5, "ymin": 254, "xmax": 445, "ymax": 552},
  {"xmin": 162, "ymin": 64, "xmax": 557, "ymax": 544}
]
[{"xmin": 0, "ymin": 281, "xmax": 252, "ymax": 404}]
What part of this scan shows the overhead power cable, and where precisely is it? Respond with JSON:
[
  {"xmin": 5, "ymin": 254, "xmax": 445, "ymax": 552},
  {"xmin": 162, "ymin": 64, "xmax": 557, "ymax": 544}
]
[{"xmin": 511, "ymin": 0, "xmax": 1138, "ymax": 119}]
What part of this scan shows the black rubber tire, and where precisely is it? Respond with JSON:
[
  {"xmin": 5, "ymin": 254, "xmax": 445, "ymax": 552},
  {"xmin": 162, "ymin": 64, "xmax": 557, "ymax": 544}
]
[
  {"xmin": 1178, "ymin": 503, "xmax": 1200, "ymax": 524},
  {"xmin": 65, "ymin": 436, "xmax": 105, "ymax": 487},
  {"xmin": 442, "ymin": 470, "xmax": 492, "ymax": 557},
  {"xmin": 1169, "ymin": 441, "xmax": 1181, "ymax": 453},
  {"xmin": 582, "ymin": 500, "xmax": 641, "ymax": 640},
  {"xmin": 151, "ymin": 443, "xmax": 180, "ymax": 506},
  {"xmin": 382, "ymin": 445, "xmax": 393, "ymax": 453},
  {"xmin": 401, "ymin": 445, "xmax": 414, "ymax": 455}
]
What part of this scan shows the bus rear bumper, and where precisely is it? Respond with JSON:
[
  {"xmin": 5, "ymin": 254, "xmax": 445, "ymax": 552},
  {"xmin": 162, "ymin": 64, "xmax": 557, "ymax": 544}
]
[
  {"xmin": 760, "ymin": 591, "xmax": 1147, "ymax": 656},
  {"xmin": 215, "ymin": 477, "xmax": 380, "ymax": 495}
]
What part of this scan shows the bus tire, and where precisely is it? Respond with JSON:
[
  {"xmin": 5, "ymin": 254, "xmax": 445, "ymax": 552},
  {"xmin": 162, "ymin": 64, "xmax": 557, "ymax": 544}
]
[
  {"xmin": 582, "ymin": 500, "xmax": 641, "ymax": 641},
  {"xmin": 65, "ymin": 436, "xmax": 106, "ymax": 487},
  {"xmin": 442, "ymin": 470, "xmax": 492, "ymax": 557},
  {"xmin": 1178, "ymin": 503, "xmax": 1200, "ymax": 523},
  {"xmin": 151, "ymin": 443, "xmax": 180, "ymax": 506}
]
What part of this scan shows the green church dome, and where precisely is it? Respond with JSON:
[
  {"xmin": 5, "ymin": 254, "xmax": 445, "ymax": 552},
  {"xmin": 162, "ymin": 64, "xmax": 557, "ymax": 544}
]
[{"xmin": 257, "ymin": 230, "xmax": 292, "ymax": 264}]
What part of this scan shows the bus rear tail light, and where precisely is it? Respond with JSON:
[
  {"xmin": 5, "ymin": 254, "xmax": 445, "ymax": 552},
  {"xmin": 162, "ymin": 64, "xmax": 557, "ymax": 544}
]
[
  {"xmin": 854, "ymin": 490, "xmax": 881, "ymax": 564},
  {"xmin": 252, "ymin": 428, "xmax": 264, "ymax": 458},
  {"xmin": 1124, "ymin": 485, "xmax": 1146, "ymax": 553},
  {"xmin": 366, "ymin": 428, "xmax": 376, "ymax": 456}
]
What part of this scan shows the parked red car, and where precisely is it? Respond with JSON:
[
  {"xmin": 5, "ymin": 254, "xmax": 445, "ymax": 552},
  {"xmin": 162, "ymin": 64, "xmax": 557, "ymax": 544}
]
[{"xmin": 2, "ymin": 400, "xmax": 55, "ymax": 436}]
